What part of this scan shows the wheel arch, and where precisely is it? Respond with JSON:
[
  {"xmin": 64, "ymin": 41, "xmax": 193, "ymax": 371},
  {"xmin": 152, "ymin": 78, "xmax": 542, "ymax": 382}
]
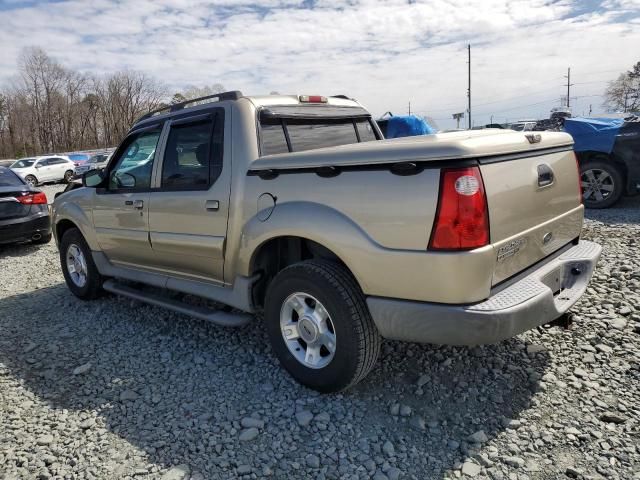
[
  {"xmin": 53, "ymin": 201, "xmax": 100, "ymax": 250},
  {"xmin": 55, "ymin": 218, "xmax": 79, "ymax": 244},
  {"xmin": 577, "ymin": 150, "xmax": 628, "ymax": 178},
  {"xmin": 249, "ymin": 235, "xmax": 353, "ymax": 309}
]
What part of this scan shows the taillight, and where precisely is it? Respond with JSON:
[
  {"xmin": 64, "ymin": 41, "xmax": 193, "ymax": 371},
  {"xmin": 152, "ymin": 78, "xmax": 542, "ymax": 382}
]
[
  {"xmin": 428, "ymin": 166, "xmax": 490, "ymax": 250},
  {"xmin": 17, "ymin": 192, "xmax": 47, "ymax": 205}
]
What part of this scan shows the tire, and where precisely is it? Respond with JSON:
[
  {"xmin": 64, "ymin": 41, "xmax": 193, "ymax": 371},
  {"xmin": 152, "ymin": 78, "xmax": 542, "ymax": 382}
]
[
  {"xmin": 264, "ymin": 259, "xmax": 381, "ymax": 392},
  {"xmin": 580, "ymin": 158, "xmax": 624, "ymax": 209},
  {"xmin": 64, "ymin": 170, "xmax": 74, "ymax": 183},
  {"xmin": 59, "ymin": 228, "xmax": 104, "ymax": 299},
  {"xmin": 32, "ymin": 233, "xmax": 52, "ymax": 245},
  {"xmin": 25, "ymin": 175, "xmax": 38, "ymax": 188}
]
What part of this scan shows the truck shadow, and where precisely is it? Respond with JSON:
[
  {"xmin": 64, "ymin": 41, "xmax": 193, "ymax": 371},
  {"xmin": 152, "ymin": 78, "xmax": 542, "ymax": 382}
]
[{"xmin": 0, "ymin": 284, "xmax": 550, "ymax": 479}]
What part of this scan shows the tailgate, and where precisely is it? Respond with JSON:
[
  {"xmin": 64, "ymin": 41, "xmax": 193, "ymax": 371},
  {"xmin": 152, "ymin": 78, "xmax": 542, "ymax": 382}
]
[{"xmin": 479, "ymin": 146, "xmax": 583, "ymax": 285}]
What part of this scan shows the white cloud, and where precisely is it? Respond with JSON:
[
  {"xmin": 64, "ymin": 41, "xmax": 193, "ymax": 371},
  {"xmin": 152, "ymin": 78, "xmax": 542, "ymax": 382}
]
[{"xmin": 0, "ymin": 0, "xmax": 638, "ymax": 127}]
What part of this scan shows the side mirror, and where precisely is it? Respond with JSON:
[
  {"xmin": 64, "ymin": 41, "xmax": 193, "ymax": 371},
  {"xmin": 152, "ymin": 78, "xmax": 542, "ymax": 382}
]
[{"xmin": 82, "ymin": 169, "xmax": 105, "ymax": 188}]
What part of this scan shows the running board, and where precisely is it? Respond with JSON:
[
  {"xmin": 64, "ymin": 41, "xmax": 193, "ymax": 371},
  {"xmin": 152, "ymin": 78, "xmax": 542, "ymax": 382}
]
[{"xmin": 102, "ymin": 279, "xmax": 253, "ymax": 327}]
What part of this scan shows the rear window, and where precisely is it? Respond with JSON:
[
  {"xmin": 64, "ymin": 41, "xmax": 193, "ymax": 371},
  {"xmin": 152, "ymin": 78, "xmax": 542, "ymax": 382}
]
[
  {"xmin": 261, "ymin": 123, "xmax": 289, "ymax": 156},
  {"xmin": 260, "ymin": 116, "xmax": 379, "ymax": 156},
  {"xmin": 286, "ymin": 120, "xmax": 358, "ymax": 152},
  {"xmin": 0, "ymin": 168, "xmax": 25, "ymax": 187}
]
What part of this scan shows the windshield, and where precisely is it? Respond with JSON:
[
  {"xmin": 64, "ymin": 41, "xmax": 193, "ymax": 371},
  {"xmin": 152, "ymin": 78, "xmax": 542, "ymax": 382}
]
[{"xmin": 11, "ymin": 158, "xmax": 36, "ymax": 168}]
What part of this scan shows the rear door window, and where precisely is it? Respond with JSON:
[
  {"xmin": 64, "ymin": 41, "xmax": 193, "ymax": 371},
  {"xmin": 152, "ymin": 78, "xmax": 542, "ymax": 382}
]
[{"xmin": 161, "ymin": 111, "xmax": 224, "ymax": 190}]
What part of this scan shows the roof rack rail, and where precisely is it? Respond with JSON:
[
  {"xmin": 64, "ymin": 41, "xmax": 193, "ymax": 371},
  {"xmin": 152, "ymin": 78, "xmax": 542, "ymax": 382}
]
[{"xmin": 135, "ymin": 90, "xmax": 243, "ymax": 124}]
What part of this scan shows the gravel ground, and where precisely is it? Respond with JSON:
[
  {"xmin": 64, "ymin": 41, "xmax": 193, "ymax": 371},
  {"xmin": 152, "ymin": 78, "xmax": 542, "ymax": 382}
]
[{"xmin": 1, "ymin": 185, "xmax": 639, "ymax": 480}]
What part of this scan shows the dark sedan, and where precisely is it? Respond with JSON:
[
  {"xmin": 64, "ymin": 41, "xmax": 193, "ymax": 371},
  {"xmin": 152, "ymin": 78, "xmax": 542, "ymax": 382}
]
[{"xmin": 0, "ymin": 166, "xmax": 51, "ymax": 245}]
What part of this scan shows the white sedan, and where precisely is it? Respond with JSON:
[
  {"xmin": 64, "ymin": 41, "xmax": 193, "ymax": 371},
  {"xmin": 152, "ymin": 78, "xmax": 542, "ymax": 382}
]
[{"xmin": 10, "ymin": 156, "xmax": 76, "ymax": 187}]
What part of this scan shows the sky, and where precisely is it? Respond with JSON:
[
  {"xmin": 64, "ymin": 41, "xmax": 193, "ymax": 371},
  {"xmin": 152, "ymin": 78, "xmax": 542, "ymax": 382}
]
[{"xmin": 0, "ymin": 0, "xmax": 639, "ymax": 129}]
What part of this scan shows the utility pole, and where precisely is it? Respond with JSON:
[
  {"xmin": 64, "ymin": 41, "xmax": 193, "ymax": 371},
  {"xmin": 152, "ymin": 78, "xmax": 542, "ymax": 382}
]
[
  {"xmin": 467, "ymin": 44, "xmax": 471, "ymax": 129},
  {"xmin": 564, "ymin": 67, "xmax": 573, "ymax": 108},
  {"xmin": 408, "ymin": 101, "xmax": 411, "ymax": 115}
]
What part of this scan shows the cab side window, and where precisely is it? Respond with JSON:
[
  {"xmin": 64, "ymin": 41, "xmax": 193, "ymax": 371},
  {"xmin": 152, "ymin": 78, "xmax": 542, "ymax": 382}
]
[
  {"xmin": 161, "ymin": 111, "xmax": 224, "ymax": 190},
  {"xmin": 108, "ymin": 128, "xmax": 162, "ymax": 190}
]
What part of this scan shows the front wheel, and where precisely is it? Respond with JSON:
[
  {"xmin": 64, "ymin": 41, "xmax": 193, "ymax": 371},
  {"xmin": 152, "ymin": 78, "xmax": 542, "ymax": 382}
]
[
  {"xmin": 59, "ymin": 228, "xmax": 104, "ymax": 299},
  {"xmin": 264, "ymin": 260, "xmax": 381, "ymax": 392},
  {"xmin": 64, "ymin": 170, "xmax": 74, "ymax": 183},
  {"xmin": 580, "ymin": 159, "xmax": 624, "ymax": 209},
  {"xmin": 25, "ymin": 175, "xmax": 38, "ymax": 188}
]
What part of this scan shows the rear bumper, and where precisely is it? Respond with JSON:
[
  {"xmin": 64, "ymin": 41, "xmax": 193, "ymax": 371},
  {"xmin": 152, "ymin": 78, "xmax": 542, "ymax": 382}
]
[
  {"xmin": 0, "ymin": 211, "xmax": 51, "ymax": 245},
  {"xmin": 367, "ymin": 240, "xmax": 601, "ymax": 345}
]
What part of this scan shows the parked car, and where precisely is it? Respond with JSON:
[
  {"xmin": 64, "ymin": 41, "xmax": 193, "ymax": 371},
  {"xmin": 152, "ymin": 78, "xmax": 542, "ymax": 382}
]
[
  {"xmin": 68, "ymin": 153, "xmax": 90, "ymax": 167},
  {"xmin": 0, "ymin": 159, "xmax": 15, "ymax": 168},
  {"xmin": 564, "ymin": 116, "xmax": 640, "ymax": 208},
  {"xmin": 0, "ymin": 166, "xmax": 51, "ymax": 245},
  {"xmin": 10, "ymin": 155, "xmax": 76, "ymax": 187},
  {"xmin": 74, "ymin": 153, "xmax": 112, "ymax": 176},
  {"xmin": 53, "ymin": 91, "xmax": 601, "ymax": 392},
  {"xmin": 507, "ymin": 121, "xmax": 537, "ymax": 132}
]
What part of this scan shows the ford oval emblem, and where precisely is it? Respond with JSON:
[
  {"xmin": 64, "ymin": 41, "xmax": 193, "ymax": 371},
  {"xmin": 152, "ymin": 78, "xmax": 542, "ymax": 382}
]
[{"xmin": 542, "ymin": 232, "xmax": 553, "ymax": 245}]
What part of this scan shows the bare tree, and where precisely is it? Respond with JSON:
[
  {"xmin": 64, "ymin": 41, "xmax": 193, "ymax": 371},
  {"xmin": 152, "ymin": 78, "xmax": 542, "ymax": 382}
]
[
  {"xmin": 94, "ymin": 71, "xmax": 167, "ymax": 146},
  {"xmin": 604, "ymin": 62, "xmax": 640, "ymax": 113},
  {"xmin": 0, "ymin": 47, "xmax": 169, "ymax": 159}
]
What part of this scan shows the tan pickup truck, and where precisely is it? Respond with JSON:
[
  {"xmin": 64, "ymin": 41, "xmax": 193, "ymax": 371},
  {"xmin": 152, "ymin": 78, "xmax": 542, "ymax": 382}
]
[{"xmin": 52, "ymin": 92, "xmax": 601, "ymax": 392}]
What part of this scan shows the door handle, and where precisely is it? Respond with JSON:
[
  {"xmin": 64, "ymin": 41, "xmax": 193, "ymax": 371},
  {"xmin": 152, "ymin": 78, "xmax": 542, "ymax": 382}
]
[
  {"xmin": 125, "ymin": 200, "xmax": 144, "ymax": 209},
  {"xmin": 206, "ymin": 200, "xmax": 220, "ymax": 211}
]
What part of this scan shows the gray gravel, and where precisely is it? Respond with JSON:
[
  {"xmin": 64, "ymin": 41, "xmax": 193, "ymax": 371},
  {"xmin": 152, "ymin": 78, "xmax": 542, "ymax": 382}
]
[{"xmin": 1, "ymin": 185, "xmax": 639, "ymax": 479}]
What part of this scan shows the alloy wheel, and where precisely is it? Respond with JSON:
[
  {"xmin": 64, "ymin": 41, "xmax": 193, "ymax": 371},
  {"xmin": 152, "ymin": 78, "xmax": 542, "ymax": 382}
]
[
  {"xmin": 66, "ymin": 243, "xmax": 88, "ymax": 288},
  {"xmin": 280, "ymin": 292, "xmax": 337, "ymax": 369},
  {"xmin": 581, "ymin": 168, "xmax": 615, "ymax": 204}
]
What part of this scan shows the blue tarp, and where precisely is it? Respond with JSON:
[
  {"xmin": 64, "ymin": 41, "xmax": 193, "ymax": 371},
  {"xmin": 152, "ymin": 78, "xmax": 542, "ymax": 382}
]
[
  {"xmin": 563, "ymin": 117, "xmax": 624, "ymax": 154},
  {"xmin": 385, "ymin": 115, "xmax": 435, "ymax": 138}
]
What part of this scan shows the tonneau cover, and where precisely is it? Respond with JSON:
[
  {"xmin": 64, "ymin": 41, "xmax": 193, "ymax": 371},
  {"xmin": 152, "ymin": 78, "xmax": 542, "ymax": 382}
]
[{"xmin": 250, "ymin": 129, "xmax": 574, "ymax": 170}]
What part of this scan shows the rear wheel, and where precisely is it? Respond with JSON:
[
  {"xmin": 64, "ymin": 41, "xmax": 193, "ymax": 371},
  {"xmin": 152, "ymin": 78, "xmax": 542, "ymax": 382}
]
[
  {"xmin": 59, "ymin": 228, "xmax": 104, "ymax": 299},
  {"xmin": 580, "ymin": 158, "xmax": 624, "ymax": 209},
  {"xmin": 264, "ymin": 259, "xmax": 381, "ymax": 392},
  {"xmin": 64, "ymin": 170, "xmax": 74, "ymax": 183},
  {"xmin": 25, "ymin": 175, "xmax": 38, "ymax": 187}
]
